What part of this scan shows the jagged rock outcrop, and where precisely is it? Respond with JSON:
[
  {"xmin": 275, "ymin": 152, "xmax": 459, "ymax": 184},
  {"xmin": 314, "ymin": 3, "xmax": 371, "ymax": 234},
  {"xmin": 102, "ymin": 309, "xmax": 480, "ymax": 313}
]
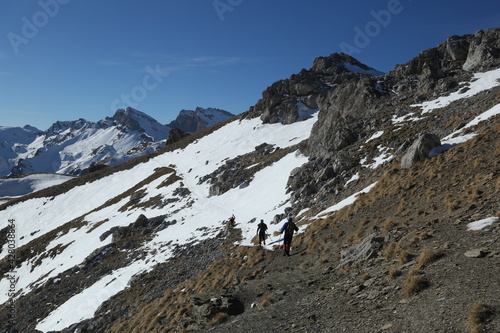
[
  {"xmin": 168, "ymin": 107, "xmax": 234, "ymax": 133},
  {"xmin": 395, "ymin": 28, "xmax": 500, "ymax": 77},
  {"xmin": 165, "ymin": 128, "xmax": 190, "ymax": 146},
  {"xmin": 99, "ymin": 214, "xmax": 176, "ymax": 244},
  {"xmin": 307, "ymin": 76, "xmax": 380, "ymax": 158},
  {"xmin": 251, "ymin": 53, "xmax": 383, "ymax": 126}
]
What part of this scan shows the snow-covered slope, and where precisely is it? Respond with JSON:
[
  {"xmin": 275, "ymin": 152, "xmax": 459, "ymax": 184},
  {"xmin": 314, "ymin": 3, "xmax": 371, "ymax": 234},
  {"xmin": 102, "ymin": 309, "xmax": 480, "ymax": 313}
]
[
  {"xmin": 0, "ymin": 112, "xmax": 316, "ymax": 331},
  {"xmin": 0, "ymin": 174, "xmax": 74, "ymax": 198}
]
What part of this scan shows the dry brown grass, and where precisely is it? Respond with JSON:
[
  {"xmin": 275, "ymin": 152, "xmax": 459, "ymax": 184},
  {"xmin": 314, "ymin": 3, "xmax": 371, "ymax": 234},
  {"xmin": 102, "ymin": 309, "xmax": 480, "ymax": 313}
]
[
  {"xmin": 398, "ymin": 249, "xmax": 412, "ymax": 266},
  {"xmin": 360, "ymin": 273, "xmax": 370, "ymax": 283},
  {"xmin": 416, "ymin": 248, "xmax": 443, "ymax": 268},
  {"xmin": 383, "ymin": 241, "xmax": 404, "ymax": 261},
  {"xmin": 403, "ymin": 267, "xmax": 430, "ymax": 297},
  {"xmin": 444, "ymin": 194, "xmax": 460, "ymax": 213},
  {"xmin": 467, "ymin": 301, "xmax": 493, "ymax": 333},
  {"xmin": 259, "ymin": 294, "xmax": 275, "ymax": 310},
  {"xmin": 464, "ymin": 186, "xmax": 482, "ymax": 204},
  {"xmin": 388, "ymin": 265, "xmax": 402, "ymax": 280},
  {"xmin": 382, "ymin": 218, "xmax": 396, "ymax": 232},
  {"xmin": 207, "ymin": 312, "xmax": 229, "ymax": 328},
  {"xmin": 316, "ymin": 257, "xmax": 330, "ymax": 265}
]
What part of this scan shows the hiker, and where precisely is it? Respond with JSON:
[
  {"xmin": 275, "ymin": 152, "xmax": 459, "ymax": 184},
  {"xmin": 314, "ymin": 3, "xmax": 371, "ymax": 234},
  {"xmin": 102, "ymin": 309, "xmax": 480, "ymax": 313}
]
[
  {"xmin": 228, "ymin": 214, "xmax": 236, "ymax": 227},
  {"xmin": 280, "ymin": 217, "xmax": 298, "ymax": 256},
  {"xmin": 256, "ymin": 219, "xmax": 268, "ymax": 246}
]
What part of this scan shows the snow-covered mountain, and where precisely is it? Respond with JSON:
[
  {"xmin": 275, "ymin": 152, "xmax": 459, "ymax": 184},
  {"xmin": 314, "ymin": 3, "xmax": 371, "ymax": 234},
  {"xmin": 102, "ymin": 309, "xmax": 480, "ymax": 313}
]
[
  {"xmin": 0, "ymin": 107, "xmax": 234, "ymax": 178},
  {"xmin": 1, "ymin": 28, "xmax": 499, "ymax": 333},
  {"xmin": 168, "ymin": 107, "xmax": 235, "ymax": 133}
]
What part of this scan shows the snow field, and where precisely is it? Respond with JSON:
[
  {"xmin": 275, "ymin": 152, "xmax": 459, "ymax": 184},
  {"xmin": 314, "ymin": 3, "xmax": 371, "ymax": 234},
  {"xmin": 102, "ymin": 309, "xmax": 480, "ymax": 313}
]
[{"xmin": 0, "ymin": 114, "xmax": 317, "ymax": 331}]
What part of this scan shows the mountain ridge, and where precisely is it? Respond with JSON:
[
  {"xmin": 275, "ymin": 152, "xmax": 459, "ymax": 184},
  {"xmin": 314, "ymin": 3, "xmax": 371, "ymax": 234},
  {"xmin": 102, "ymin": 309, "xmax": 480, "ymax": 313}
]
[{"xmin": 0, "ymin": 107, "xmax": 233, "ymax": 178}]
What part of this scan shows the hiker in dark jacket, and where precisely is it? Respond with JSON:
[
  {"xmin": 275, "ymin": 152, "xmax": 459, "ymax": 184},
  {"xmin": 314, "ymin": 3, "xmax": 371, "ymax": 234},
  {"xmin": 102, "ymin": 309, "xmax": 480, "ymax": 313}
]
[
  {"xmin": 256, "ymin": 219, "xmax": 268, "ymax": 246},
  {"xmin": 280, "ymin": 217, "xmax": 298, "ymax": 256}
]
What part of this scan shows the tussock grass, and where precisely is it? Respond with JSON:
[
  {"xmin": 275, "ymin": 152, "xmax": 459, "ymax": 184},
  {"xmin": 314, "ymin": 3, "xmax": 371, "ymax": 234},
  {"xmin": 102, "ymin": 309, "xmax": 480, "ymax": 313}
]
[
  {"xmin": 388, "ymin": 265, "xmax": 402, "ymax": 280},
  {"xmin": 416, "ymin": 248, "xmax": 443, "ymax": 268},
  {"xmin": 403, "ymin": 267, "xmax": 430, "ymax": 297},
  {"xmin": 258, "ymin": 294, "xmax": 275, "ymax": 310},
  {"xmin": 398, "ymin": 249, "xmax": 413, "ymax": 266},
  {"xmin": 316, "ymin": 257, "xmax": 330, "ymax": 265},
  {"xmin": 444, "ymin": 194, "xmax": 460, "ymax": 213},
  {"xmin": 467, "ymin": 301, "xmax": 493, "ymax": 333},
  {"xmin": 360, "ymin": 273, "xmax": 370, "ymax": 283},
  {"xmin": 382, "ymin": 218, "xmax": 396, "ymax": 232},
  {"xmin": 207, "ymin": 312, "xmax": 229, "ymax": 327},
  {"xmin": 383, "ymin": 241, "xmax": 404, "ymax": 261}
]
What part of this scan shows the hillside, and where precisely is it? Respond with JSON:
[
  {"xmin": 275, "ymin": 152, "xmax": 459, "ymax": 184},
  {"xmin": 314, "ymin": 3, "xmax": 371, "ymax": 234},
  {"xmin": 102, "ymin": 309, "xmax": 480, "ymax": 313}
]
[{"xmin": 0, "ymin": 28, "xmax": 499, "ymax": 333}]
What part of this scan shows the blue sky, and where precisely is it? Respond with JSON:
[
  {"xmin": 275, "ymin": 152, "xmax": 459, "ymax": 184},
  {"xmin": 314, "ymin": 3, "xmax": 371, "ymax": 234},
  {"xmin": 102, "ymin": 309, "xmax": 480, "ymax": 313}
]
[{"xmin": 1, "ymin": 0, "xmax": 499, "ymax": 130}]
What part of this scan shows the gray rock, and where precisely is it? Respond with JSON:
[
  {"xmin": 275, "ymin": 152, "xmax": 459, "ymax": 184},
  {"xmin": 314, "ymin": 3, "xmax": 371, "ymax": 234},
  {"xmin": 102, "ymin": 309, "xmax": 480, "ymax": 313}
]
[
  {"xmin": 464, "ymin": 249, "xmax": 489, "ymax": 258},
  {"xmin": 401, "ymin": 133, "xmax": 441, "ymax": 169},
  {"xmin": 340, "ymin": 233, "xmax": 384, "ymax": 269}
]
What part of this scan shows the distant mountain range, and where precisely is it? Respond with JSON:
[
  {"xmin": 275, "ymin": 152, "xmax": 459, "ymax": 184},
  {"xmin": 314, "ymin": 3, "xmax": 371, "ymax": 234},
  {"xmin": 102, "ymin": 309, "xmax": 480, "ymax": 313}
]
[{"xmin": 0, "ymin": 107, "xmax": 234, "ymax": 177}]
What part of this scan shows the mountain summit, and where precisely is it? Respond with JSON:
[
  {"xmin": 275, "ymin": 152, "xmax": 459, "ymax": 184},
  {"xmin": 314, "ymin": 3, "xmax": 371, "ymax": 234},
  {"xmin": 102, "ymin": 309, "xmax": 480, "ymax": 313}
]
[{"xmin": 249, "ymin": 52, "xmax": 383, "ymax": 125}]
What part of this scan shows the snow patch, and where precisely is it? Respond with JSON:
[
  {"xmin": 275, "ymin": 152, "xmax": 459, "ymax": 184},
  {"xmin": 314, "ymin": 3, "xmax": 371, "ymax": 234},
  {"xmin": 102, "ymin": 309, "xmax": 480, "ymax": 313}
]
[
  {"xmin": 467, "ymin": 217, "xmax": 498, "ymax": 231},
  {"xmin": 412, "ymin": 68, "xmax": 500, "ymax": 113}
]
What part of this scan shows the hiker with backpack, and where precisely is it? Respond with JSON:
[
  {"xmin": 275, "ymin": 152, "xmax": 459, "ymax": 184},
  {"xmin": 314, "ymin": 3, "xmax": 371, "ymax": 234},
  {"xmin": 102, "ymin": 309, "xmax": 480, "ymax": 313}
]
[
  {"xmin": 280, "ymin": 217, "xmax": 298, "ymax": 256},
  {"xmin": 256, "ymin": 219, "xmax": 268, "ymax": 246}
]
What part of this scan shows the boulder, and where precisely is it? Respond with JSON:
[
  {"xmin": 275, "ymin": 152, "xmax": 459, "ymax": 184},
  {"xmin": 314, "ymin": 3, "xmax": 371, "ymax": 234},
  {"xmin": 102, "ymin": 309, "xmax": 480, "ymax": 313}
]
[
  {"xmin": 401, "ymin": 133, "xmax": 441, "ymax": 169},
  {"xmin": 190, "ymin": 294, "xmax": 244, "ymax": 320},
  {"xmin": 340, "ymin": 233, "xmax": 384, "ymax": 269}
]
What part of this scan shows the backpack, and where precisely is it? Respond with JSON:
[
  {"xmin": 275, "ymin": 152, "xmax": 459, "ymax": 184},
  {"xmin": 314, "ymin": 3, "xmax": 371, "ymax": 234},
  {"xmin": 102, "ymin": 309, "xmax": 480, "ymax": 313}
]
[{"xmin": 286, "ymin": 221, "xmax": 296, "ymax": 235}]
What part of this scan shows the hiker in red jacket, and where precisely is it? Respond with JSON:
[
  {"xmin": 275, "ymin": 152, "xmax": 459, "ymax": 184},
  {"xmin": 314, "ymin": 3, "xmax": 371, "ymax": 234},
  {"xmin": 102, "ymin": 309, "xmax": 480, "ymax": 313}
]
[{"xmin": 280, "ymin": 217, "xmax": 298, "ymax": 256}]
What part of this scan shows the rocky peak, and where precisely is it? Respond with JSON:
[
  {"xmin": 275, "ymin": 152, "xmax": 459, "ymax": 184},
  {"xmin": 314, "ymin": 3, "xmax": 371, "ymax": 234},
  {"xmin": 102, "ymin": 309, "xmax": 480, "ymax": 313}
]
[
  {"xmin": 111, "ymin": 107, "xmax": 156, "ymax": 132},
  {"xmin": 312, "ymin": 52, "xmax": 384, "ymax": 76},
  {"xmin": 46, "ymin": 118, "xmax": 93, "ymax": 135},
  {"xmin": 251, "ymin": 53, "xmax": 382, "ymax": 125},
  {"xmin": 168, "ymin": 107, "xmax": 234, "ymax": 133}
]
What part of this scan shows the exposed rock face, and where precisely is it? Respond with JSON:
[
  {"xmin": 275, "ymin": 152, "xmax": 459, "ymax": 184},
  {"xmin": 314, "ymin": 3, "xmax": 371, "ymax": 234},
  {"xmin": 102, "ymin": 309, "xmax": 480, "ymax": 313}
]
[
  {"xmin": 250, "ymin": 53, "xmax": 383, "ymax": 126},
  {"xmin": 168, "ymin": 107, "xmax": 234, "ymax": 133},
  {"xmin": 394, "ymin": 28, "xmax": 500, "ymax": 77},
  {"xmin": 307, "ymin": 76, "xmax": 380, "ymax": 158},
  {"xmin": 401, "ymin": 133, "xmax": 441, "ymax": 169},
  {"xmin": 165, "ymin": 127, "xmax": 190, "ymax": 146}
]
